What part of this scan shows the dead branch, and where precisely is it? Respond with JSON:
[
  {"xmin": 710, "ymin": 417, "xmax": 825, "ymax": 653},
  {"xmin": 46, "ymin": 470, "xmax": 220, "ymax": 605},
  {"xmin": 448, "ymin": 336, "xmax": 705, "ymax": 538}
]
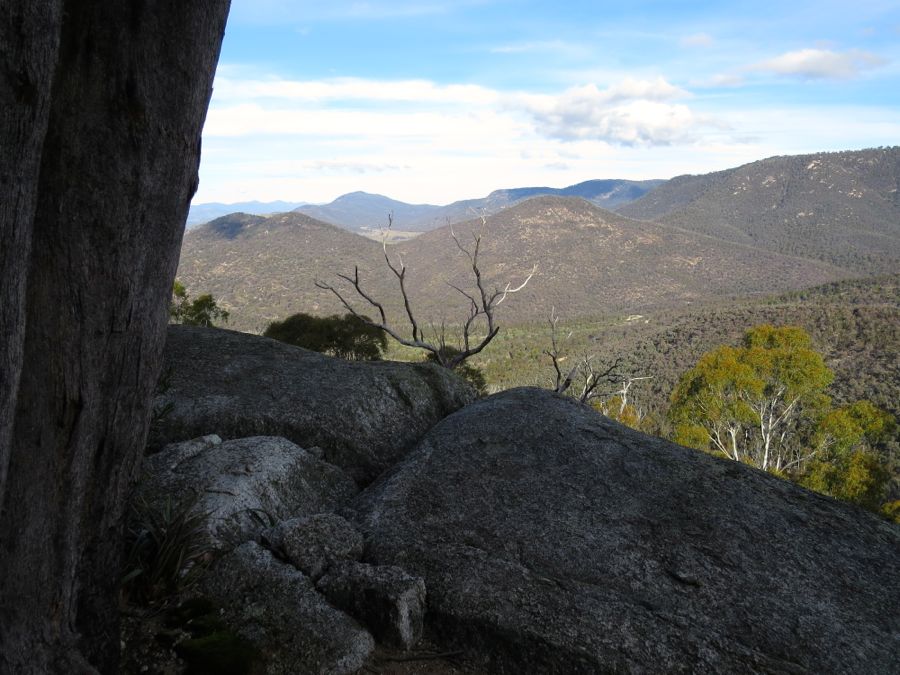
[
  {"xmin": 544, "ymin": 308, "xmax": 622, "ymax": 403},
  {"xmin": 316, "ymin": 212, "xmax": 535, "ymax": 369}
]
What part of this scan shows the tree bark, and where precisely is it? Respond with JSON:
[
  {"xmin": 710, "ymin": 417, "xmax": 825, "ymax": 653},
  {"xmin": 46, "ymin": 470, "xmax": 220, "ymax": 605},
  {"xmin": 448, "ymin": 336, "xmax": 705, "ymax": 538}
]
[
  {"xmin": 0, "ymin": 1, "xmax": 231, "ymax": 672},
  {"xmin": 0, "ymin": 0, "xmax": 62, "ymax": 512}
]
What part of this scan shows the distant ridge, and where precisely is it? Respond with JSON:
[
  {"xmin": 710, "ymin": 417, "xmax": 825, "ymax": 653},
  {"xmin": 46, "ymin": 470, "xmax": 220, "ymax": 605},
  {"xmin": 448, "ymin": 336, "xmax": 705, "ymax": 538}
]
[
  {"xmin": 291, "ymin": 179, "xmax": 663, "ymax": 232},
  {"xmin": 187, "ymin": 200, "xmax": 308, "ymax": 227},
  {"xmin": 617, "ymin": 147, "xmax": 900, "ymax": 274},
  {"xmin": 177, "ymin": 195, "xmax": 850, "ymax": 331}
]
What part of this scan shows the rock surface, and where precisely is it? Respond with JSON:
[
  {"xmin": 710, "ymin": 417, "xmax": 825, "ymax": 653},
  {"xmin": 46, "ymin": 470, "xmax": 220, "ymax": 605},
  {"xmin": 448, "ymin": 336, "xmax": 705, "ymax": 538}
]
[
  {"xmin": 317, "ymin": 561, "xmax": 427, "ymax": 651},
  {"xmin": 352, "ymin": 387, "xmax": 900, "ymax": 673},
  {"xmin": 138, "ymin": 436, "xmax": 356, "ymax": 549},
  {"xmin": 149, "ymin": 325, "xmax": 476, "ymax": 483},
  {"xmin": 265, "ymin": 513, "xmax": 364, "ymax": 579},
  {"xmin": 202, "ymin": 541, "xmax": 374, "ymax": 675}
]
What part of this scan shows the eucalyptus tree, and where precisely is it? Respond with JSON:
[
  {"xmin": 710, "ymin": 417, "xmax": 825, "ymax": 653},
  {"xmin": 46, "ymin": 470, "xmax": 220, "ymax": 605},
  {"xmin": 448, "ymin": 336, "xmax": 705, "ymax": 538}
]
[{"xmin": 669, "ymin": 325, "xmax": 833, "ymax": 473}]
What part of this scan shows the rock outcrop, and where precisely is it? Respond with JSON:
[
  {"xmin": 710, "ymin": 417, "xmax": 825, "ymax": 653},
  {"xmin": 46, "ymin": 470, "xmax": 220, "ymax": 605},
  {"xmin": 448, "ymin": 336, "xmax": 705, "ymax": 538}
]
[
  {"xmin": 137, "ymin": 435, "xmax": 356, "ymax": 549},
  {"xmin": 201, "ymin": 542, "xmax": 374, "ymax": 675},
  {"xmin": 149, "ymin": 326, "xmax": 476, "ymax": 483},
  {"xmin": 316, "ymin": 561, "xmax": 427, "ymax": 651},
  {"xmin": 352, "ymin": 387, "xmax": 900, "ymax": 673}
]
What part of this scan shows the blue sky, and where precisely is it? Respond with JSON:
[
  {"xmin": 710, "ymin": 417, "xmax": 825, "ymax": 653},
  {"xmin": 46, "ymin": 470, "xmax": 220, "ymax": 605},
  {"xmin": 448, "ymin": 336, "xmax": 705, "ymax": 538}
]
[{"xmin": 195, "ymin": 0, "xmax": 900, "ymax": 205}]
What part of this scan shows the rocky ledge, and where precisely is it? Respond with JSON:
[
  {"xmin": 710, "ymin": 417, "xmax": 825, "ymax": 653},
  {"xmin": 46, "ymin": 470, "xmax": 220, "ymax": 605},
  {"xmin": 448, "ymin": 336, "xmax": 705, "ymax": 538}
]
[{"xmin": 131, "ymin": 328, "xmax": 899, "ymax": 674}]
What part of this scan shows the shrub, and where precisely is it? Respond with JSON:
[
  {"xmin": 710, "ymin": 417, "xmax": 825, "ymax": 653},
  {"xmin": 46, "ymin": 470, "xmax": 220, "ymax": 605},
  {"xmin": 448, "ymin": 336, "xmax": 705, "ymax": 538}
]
[
  {"xmin": 122, "ymin": 495, "xmax": 211, "ymax": 603},
  {"xmin": 263, "ymin": 312, "xmax": 387, "ymax": 361}
]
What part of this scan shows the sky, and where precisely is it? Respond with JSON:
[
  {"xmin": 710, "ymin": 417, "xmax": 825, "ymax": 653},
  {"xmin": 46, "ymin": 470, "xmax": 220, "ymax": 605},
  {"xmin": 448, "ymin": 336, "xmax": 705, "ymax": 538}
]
[{"xmin": 194, "ymin": 0, "xmax": 900, "ymax": 206}]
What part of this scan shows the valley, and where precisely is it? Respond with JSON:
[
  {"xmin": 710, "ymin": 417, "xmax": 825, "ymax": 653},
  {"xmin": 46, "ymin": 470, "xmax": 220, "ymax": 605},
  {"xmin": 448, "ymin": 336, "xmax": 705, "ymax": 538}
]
[{"xmin": 177, "ymin": 147, "xmax": 900, "ymax": 483}]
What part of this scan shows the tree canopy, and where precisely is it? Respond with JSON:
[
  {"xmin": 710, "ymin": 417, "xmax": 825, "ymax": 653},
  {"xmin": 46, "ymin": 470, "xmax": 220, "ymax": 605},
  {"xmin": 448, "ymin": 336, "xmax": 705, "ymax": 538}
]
[
  {"xmin": 170, "ymin": 280, "xmax": 230, "ymax": 328},
  {"xmin": 263, "ymin": 312, "xmax": 388, "ymax": 361},
  {"xmin": 669, "ymin": 324, "xmax": 896, "ymax": 517},
  {"xmin": 669, "ymin": 325, "xmax": 834, "ymax": 472}
]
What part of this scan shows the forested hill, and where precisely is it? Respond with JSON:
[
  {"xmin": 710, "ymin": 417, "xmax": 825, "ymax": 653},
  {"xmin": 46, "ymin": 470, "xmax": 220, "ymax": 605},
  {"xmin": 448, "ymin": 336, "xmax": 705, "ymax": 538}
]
[
  {"xmin": 617, "ymin": 147, "xmax": 900, "ymax": 274},
  {"xmin": 176, "ymin": 196, "xmax": 851, "ymax": 331},
  {"xmin": 474, "ymin": 274, "xmax": 900, "ymax": 422}
]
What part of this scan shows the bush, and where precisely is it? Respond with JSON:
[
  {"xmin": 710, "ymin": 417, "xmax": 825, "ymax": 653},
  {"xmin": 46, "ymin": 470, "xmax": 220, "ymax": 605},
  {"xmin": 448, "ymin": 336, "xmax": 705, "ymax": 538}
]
[
  {"xmin": 263, "ymin": 312, "xmax": 387, "ymax": 361},
  {"xmin": 170, "ymin": 280, "xmax": 229, "ymax": 327}
]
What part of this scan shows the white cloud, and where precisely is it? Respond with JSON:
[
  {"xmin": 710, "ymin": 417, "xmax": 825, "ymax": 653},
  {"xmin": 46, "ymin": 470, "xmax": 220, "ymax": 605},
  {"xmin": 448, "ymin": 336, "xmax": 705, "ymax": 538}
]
[
  {"xmin": 511, "ymin": 78, "xmax": 703, "ymax": 145},
  {"xmin": 680, "ymin": 33, "xmax": 714, "ymax": 48},
  {"xmin": 228, "ymin": 0, "xmax": 468, "ymax": 23},
  {"xmin": 195, "ymin": 72, "xmax": 899, "ymax": 205},
  {"xmin": 695, "ymin": 73, "xmax": 745, "ymax": 88},
  {"xmin": 752, "ymin": 48, "xmax": 886, "ymax": 79}
]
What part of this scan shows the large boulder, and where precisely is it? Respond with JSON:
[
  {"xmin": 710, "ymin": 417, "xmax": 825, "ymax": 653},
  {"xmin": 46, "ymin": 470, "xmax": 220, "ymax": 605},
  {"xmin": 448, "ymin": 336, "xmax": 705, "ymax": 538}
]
[
  {"xmin": 137, "ymin": 435, "xmax": 356, "ymax": 549},
  {"xmin": 352, "ymin": 387, "xmax": 900, "ymax": 673},
  {"xmin": 149, "ymin": 325, "xmax": 476, "ymax": 483}
]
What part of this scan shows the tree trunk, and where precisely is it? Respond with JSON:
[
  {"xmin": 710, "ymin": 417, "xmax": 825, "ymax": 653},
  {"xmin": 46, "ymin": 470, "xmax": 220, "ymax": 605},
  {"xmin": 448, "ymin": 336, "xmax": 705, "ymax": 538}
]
[
  {"xmin": 0, "ymin": 0, "xmax": 62, "ymax": 512},
  {"xmin": 0, "ymin": 1, "xmax": 231, "ymax": 672}
]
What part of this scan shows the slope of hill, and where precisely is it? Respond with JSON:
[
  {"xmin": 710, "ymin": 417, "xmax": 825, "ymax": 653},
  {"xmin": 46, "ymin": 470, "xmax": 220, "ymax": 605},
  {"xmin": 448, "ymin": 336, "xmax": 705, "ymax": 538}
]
[
  {"xmin": 177, "ymin": 195, "xmax": 857, "ymax": 332},
  {"xmin": 464, "ymin": 274, "xmax": 899, "ymax": 441},
  {"xmin": 391, "ymin": 196, "xmax": 851, "ymax": 324},
  {"xmin": 617, "ymin": 147, "xmax": 900, "ymax": 274},
  {"xmin": 177, "ymin": 212, "xmax": 387, "ymax": 332},
  {"xmin": 292, "ymin": 179, "xmax": 662, "ymax": 232}
]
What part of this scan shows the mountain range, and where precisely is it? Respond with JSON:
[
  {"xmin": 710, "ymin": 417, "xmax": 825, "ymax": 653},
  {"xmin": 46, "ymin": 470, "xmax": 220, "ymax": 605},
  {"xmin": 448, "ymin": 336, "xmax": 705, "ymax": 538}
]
[
  {"xmin": 177, "ymin": 147, "xmax": 898, "ymax": 333},
  {"xmin": 618, "ymin": 147, "xmax": 900, "ymax": 274},
  {"xmin": 290, "ymin": 179, "xmax": 664, "ymax": 232}
]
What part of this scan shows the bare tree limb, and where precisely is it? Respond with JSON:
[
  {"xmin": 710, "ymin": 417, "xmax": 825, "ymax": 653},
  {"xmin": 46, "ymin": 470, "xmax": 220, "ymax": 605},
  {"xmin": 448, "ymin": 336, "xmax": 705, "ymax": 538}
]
[
  {"xmin": 544, "ymin": 308, "xmax": 622, "ymax": 402},
  {"xmin": 317, "ymin": 212, "xmax": 534, "ymax": 370}
]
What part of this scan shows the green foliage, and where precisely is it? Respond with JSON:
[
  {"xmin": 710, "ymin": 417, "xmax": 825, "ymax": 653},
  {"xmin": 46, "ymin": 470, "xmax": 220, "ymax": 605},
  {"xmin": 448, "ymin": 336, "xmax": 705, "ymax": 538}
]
[
  {"xmin": 175, "ymin": 630, "xmax": 261, "ymax": 675},
  {"xmin": 122, "ymin": 495, "xmax": 211, "ymax": 603},
  {"xmin": 800, "ymin": 401, "xmax": 896, "ymax": 512},
  {"xmin": 668, "ymin": 325, "xmax": 833, "ymax": 472},
  {"xmin": 425, "ymin": 346, "xmax": 488, "ymax": 395},
  {"xmin": 881, "ymin": 500, "xmax": 900, "ymax": 524},
  {"xmin": 802, "ymin": 451, "xmax": 891, "ymax": 513},
  {"xmin": 814, "ymin": 400, "xmax": 895, "ymax": 455},
  {"xmin": 170, "ymin": 280, "xmax": 229, "ymax": 327},
  {"xmin": 263, "ymin": 312, "xmax": 387, "ymax": 361},
  {"xmin": 593, "ymin": 395, "xmax": 647, "ymax": 431}
]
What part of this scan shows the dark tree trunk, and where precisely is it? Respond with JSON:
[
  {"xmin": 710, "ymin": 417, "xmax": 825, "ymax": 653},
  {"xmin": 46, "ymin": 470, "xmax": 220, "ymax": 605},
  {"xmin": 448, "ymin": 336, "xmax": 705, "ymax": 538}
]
[
  {"xmin": 0, "ymin": 0, "xmax": 61, "ymax": 512},
  {"xmin": 0, "ymin": 1, "xmax": 231, "ymax": 672}
]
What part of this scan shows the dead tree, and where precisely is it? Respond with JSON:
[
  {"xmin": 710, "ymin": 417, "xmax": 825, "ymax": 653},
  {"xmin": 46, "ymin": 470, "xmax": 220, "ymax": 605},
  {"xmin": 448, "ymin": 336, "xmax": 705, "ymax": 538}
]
[
  {"xmin": 316, "ymin": 213, "xmax": 535, "ymax": 369},
  {"xmin": 544, "ymin": 309, "xmax": 621, "ymax": 404}
]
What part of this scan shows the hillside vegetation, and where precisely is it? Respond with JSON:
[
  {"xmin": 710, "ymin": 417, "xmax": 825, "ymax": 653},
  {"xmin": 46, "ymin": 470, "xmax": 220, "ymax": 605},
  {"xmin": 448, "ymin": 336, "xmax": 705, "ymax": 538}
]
[
  {"xmin": 618, "ymin": 147, "xmax": 900, "ymax": 274},
  {"xmin": 178, "ymin": 196, "xmax": 851, "ymax": 332},
  {"xmin": 462, "ymin": 275, "xmax": 899, "ymax": 423}
]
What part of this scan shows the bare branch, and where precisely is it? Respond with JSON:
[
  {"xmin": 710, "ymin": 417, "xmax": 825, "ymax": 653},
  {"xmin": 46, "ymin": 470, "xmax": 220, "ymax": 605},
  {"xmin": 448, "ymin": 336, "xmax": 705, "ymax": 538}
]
[
  {"xmin": 318, "ymin": 212, "xmax": 534, "ymax": 370},
  {"xmin": 543, "ymin": 308, "xmax": 624, "ymax": 404}
]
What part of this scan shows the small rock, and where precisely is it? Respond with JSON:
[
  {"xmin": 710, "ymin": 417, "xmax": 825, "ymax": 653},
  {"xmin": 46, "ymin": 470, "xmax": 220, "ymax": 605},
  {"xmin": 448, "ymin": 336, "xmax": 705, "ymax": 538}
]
[
  {"xmin": 267, "ymin": 513, "xmax": 364, "ymax": 579},
  {"xmin": 202, "ymin": 541, "xmax": 374, "ymax": 675},
  {"xmin": 317, "ymin": 561, "xmax": 426, "ymax": 651}
]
